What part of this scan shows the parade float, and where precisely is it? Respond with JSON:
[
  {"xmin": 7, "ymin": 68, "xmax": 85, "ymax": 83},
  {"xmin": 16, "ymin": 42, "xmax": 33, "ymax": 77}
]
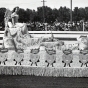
[{"xmin": 1, "ymin": 8, "xmax": 88, "ymax": 77}]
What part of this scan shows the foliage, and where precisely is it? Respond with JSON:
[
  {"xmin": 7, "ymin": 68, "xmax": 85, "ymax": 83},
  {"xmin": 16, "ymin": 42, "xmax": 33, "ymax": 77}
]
[
  {"xmin": 0, "ymin": 6, "xmax": 88, "ymax": 26},
  {"xmin": 0, "ymin": 8, "xmax": 6, "ymax": 27}
]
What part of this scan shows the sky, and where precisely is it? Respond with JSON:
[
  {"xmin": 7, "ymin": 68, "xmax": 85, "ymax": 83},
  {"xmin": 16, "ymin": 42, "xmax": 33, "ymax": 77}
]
[{"xmin": 0, "ymin": 0, "xmax": 88, "ymax": 10}]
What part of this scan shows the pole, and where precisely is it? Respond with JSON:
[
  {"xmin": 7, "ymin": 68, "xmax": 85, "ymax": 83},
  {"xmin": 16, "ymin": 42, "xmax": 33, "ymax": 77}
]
[
  {"xmin": 43, "ymin": 0, "xmax": 45, "ymax": 23},
  {"xmin": 70, "ymin": 0, "xmax": 72, "ymax": 23},
  {"xmin": 41, "ymin": 0, "xmax": 46, "ymax": 23},
  {"xmin": 83, "ymin": 21, "xmax": 84, "ymax": 31}
]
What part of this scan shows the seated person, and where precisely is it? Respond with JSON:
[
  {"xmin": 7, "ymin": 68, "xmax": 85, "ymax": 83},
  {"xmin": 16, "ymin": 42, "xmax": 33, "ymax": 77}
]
[{"xmin": 11, "ymin": 7, "xmax": 19, "ymax": 27}]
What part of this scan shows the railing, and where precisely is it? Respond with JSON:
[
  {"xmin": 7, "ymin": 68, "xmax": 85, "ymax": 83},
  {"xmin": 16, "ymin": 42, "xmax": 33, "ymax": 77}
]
[{"xmin": 0, "ymin": 31, "xmax": 88, "ymax": 48}]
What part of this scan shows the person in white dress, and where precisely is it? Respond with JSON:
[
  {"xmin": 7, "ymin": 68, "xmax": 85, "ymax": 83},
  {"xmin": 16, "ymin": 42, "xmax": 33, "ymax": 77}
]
[{"xmin": 3, "ymin": 7, "xmax": 30, "ymax": 50}]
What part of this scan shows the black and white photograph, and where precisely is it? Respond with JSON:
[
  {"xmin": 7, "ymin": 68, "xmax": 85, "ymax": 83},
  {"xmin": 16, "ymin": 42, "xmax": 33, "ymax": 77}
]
[{"xmin": 0, "ymin": 0, "xmax": 88, "ymax": 88}]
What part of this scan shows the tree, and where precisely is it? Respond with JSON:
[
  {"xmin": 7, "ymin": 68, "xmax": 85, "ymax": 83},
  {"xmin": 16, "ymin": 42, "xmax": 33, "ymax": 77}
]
[
  {"xmin": 79, "ymin": 8, "xmax": 85, "ymax": 21},
  {"xmin": 73, "ymin": 7, "xmax": 80, "ymax": 22},
  {"xmin": 18, "ymin": 8, "xmax": 29, "ymax": 23},
  {"xmin": 58, "ymin": 6, "xmax": 70, "ymax": 22},
  {"xmin": 85, "ymin": 7, "xmax": 88, "ymax": 21},
  {"xmin": 37, "ymin": 6, "xmax": 44, "ymax": 22},
  {"xmin": 0, "ymin": 8, "xmax": 6, "ymax": 27}
]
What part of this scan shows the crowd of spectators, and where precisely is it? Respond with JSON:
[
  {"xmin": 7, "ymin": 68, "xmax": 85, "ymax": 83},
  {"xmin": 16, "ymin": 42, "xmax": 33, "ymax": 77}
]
[{"xmin": 27, "ymin": 20, "xmax": 88, "ymax": 31}]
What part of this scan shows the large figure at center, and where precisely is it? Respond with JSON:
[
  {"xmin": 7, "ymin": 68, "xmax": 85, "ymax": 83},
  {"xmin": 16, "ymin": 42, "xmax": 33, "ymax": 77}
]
[{"xmin": 3, "ymin": 7, "xmax": 31, "ymax": 50}]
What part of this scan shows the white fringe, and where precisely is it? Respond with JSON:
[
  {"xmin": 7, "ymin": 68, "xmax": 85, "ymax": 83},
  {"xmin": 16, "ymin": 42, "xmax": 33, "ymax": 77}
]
[{"xmin": 0, "ymin": 66, "xmax": 88, "ymax": 77}]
